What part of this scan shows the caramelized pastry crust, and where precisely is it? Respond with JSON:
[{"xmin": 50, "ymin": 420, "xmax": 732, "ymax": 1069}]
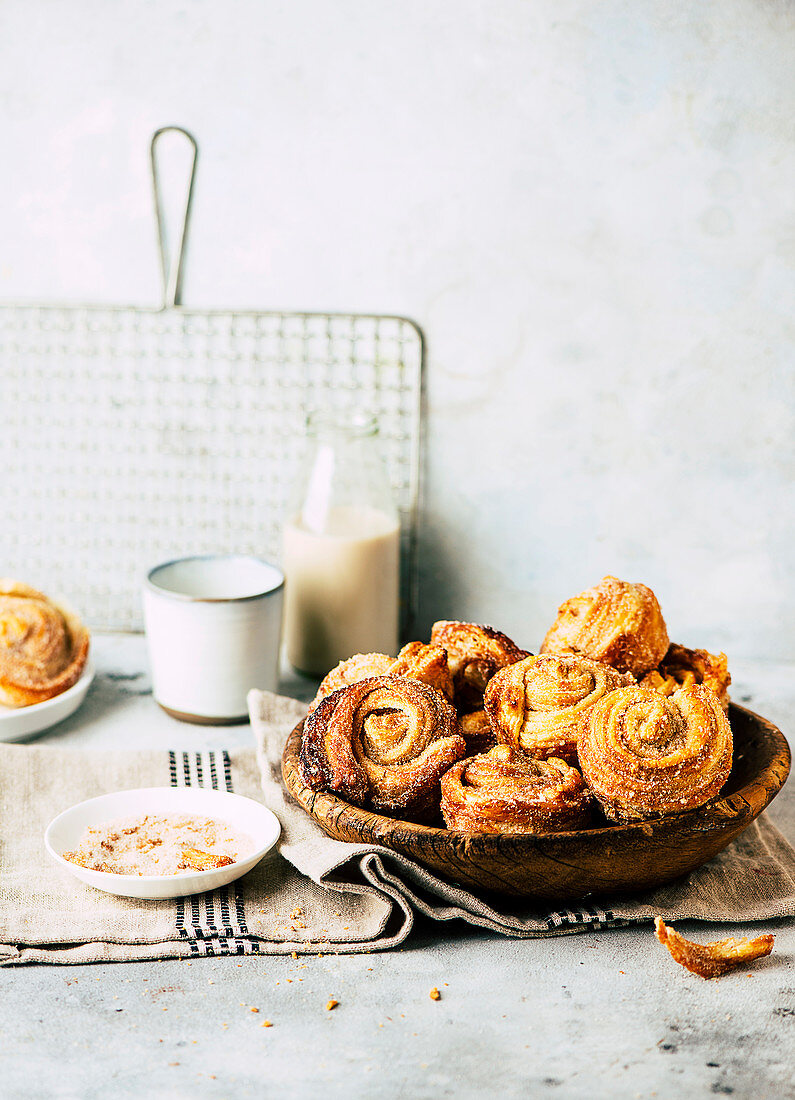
[
  {"xmin": 309, "ymin": 652, "xmax": 394, "ymax": 714},
  {"xmin": 0, "ymin": 580, "xmax": 90, "ymax": 707},
  {"xmin": 387, "ymin": 641, "xmax": 455, "ymax": 703},
  {"xmin": 299, "ymin": 677, "xmax": 466, "ymax": 820},
  {"xmin": 308, "ymin": 643, "xmax": 454, "ymax": 714},
  {"xmin": 641, "ymin": 643, "xmax": 731, "ymax": 712},
  {"xmin": 541, "ymin": 575, "xmax": 669, "ymax": 677},
  {"xmin": 459, "ymin": 709, "xmax": 497, "ymax": 755},
  {"xmin": 429, "ymin": 620, "xmax": 529, "ymax": 711},
  {"xmin": 578, "ymin": 685, "xmax": 733, "ymax": 822},
  {"xmin": 654, "ymin": 918, "xmax": 774, "ymax": 979},
  {"xmin": 484, "ymin": 653, "xmax": 633, "ymax": 763},
  {"xmin": 440, "ymin": 744, "xmax": 593, "ymax": 834}
]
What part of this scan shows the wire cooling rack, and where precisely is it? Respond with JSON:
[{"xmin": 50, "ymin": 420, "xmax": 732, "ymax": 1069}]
[{"xmin": 0, "ymin": 129, "xmax": 423, "ymax": 632}]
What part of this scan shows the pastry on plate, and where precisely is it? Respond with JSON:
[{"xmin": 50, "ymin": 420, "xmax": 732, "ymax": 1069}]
[
  {"xmin": 440, "ymin": 744, "xmax": 593, "ymax": 834},
  {"xmin": 429, "ymin": 620, "xmax": 528, "ymax": 711},
  {"xmin": 577, "ymin": 684, "xmax": 732, "ymax": 823},
  {"xmin": 0, "ymin": 580, "xmax": 90, "ymax": 707},
  {"xmin": 484, "ymin": 653, "xmax": 633, "ymax": 763},
  {"xmin": 641, "ymin": 643, "xmax": 731, "ymax": 712},
  {"xmin": 298, "ymin": 676, "xmax": 466, "ymax": 821},
  {"xmin": 541, "ymin": 575, "xmax": 669, "ymax": 677}
]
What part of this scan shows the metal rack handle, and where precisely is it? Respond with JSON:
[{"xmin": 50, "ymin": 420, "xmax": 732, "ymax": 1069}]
[{"xmin": 150, "ymin": 126, "xmax": 198, "ymax": 310}]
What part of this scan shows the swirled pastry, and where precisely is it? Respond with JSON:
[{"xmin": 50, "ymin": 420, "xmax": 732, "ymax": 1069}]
[
  {"xmin": 0, "ymin": 580, "xmax": 89, "ymax": 707},
  {"xmin": 299, "ymin": 677, "xmax": 466, "ymax": 820},
  {"xmin": 641, "ymin": 643, "xmax": 731, "ymax": 712},
  {"xmin": 541, "ymin": 575, "xmax": 669, "ymax": 677},
  {"xmin": 484, "ymin": 654, "xmax": 633, "ymax": 763},
  {"xmin": 429, "ymin": 621, "xmax": 529, "ymax": 711},
  {"xmin": 308, "ymin": 652, "xmax": 394, "ymax": 714},
  {"xmin": 578, "ymin": 685, "xmax": 732, "ymax": 822},
  {"xmin": 440, "ymin": 744, "xmax": 593, "ymax": 834},
  {"xmin": 308, "ymin": 643, "xmax": 454, "ymax": 714}
]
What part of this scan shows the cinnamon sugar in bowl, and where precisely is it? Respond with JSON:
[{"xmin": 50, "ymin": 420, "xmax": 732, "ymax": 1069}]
[{"xmin": 45, "ymin": 786, "xmax": 280, "ymax": 899}]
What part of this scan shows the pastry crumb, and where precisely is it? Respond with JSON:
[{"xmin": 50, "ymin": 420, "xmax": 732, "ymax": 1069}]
[
  {"xmin": 326, "ymin": 999, "xmax": 339, "ymax": 1011},
  {"xmin": 61, "ymin": 813, "xmax": 250, "ymax": 876},
  {"xmin": 429, "ymin": 988, "xmax": 441, "ymax": 1001}
]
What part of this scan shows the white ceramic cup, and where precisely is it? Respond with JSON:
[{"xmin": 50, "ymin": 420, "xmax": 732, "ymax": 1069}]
[{"xmin": 143, "ymin": 555, "xmax": 284, "ymax": 724}]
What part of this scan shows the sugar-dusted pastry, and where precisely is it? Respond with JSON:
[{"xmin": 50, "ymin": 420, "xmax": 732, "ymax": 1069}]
[
  {"xmin": 429, "ymin": 620, "xmax": 529, "ymax": 711},
  {"xmin": 459, "ymin": 709, "xmax": 496, "ymax": 755},
  {"xmin": 308, "ymin": 642, "xmax": 454, "ymax": 714},
  {"xmin": 484, "ymin": 653, "xmax": 633, "ymax": 763},
  {"xmin": 440, "ymin": 744, "xmax": 593, "ymax": 835},
  {"xmin": 299, "ymin": 676, "xmax": 466, "ymax": 820},
  {"xmin": 386, "ymin": 641, "xmax": 455, "ymax": 703},
  {"xmin": 578, "ymin": 685, "xmax": 732, "ymax": 823},
  {"xmin": 641, "ymin": 643, "xmax": 731, "ymax": 713},
  {"xmin": 541, "ymin": 575, "xmax": 669, "ymax": 677},
  {"xmin": 308, "ymin": 652, "xmax": 394, "ymax": 714},
  {"xmin": 0, "ymin": 580, "xmax": 90, "ymax": 707},
  {"xmin": 654, "ymin": 918, "xmax": 774, "ymax": 979}
]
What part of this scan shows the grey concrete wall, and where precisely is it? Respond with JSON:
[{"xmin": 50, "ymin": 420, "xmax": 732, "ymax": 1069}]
[{"xmin": 2, "ymin": 0, "xmax": 792, "ymax": 658}]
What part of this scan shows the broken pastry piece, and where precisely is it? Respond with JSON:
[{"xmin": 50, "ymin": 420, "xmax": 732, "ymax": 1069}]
[
  {"xmin": 654, "ymin": 917, "xmax": 774, "ymax": 978},
  {"xmin": 180, "ymin": 848, "xmax": 236, "ymax": 871},
  {"xmin": 429, "ymin": 620, "xmax": 529, "ymax": 711},
  {"xmin": 541, "ymin": 575, "xmax": 669, "ymax": 677},
  {"xmin": 641, "ymin": 643, "xmax": 731, "ymax": 713}
]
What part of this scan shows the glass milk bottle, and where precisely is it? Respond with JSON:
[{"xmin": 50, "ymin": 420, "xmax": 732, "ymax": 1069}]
[{"xmin": 282, "ymin": 411, "xmax": 400, "ymax": 676}]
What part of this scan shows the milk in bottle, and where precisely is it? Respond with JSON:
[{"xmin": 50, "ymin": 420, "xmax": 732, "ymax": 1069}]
[{"xmin": 283, "ymin": 413, "xmax": 400, "ymax": 676}]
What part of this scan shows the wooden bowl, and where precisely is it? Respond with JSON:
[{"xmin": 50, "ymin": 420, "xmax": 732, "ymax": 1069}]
[{"xmin": 282, "ymin": 703, "xmax": 790, "ymax": 900}]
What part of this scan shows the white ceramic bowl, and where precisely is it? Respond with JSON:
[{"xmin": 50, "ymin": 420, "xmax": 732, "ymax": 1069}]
[
  {"xmin": 45, "ymin": 786, "xmax": 281, "ymax": 899},
  {"xmin": 0, "ymin": 661, "xmax": 95, "ymax": 743}
]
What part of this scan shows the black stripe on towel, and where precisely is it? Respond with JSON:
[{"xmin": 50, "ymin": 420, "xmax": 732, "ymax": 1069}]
[
  {"xmin": 167, "ymin": 747, "xmax": 253, "ymax": 957},
  {"xmin": 169, "ymin": 751, "xmax": 190, "ymax": 946},
  {"xmin": 220, "ymin": 751, "xmax": 253, "ymax": 955}
]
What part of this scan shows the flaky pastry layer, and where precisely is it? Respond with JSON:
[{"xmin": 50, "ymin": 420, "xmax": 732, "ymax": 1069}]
[
  {"xmin": 654, "ymin": 917, "xmax": 773, "ymax": 978},
  {"xmin": 641, "ymin": 643, "xmax": 731, "ymax": 712},
  {"xmin": 578, "ymin": 685, "xmax": 733, "ymax": 822},
  {"xmin": 484, "ymin": 653, "xmax": 633, "ymax": 763},
  {"xmin": 299, "ymin": 676, "xmax": 466, "ymax": 821},
  {"xmin": 541, "ymin": 575, "xmax": 669, "ymax": 677},
  {"xmin": 430, "ymin": 620, "xmax": 528, "ymax": 711},
  {"xmin": 440, "ymin": 744, "xmax": 592, "ymax": 834},
  {"xmin": 308, "ymin": 642, "xmax": 455, "ymax": 715}
]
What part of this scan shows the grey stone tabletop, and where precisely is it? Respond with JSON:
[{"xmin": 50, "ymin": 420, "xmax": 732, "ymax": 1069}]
[{"xmin": 1, "ymin": 635, "xmax": 793, "ymax": 1100}]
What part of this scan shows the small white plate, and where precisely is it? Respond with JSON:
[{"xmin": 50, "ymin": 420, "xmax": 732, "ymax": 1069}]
[
  {"xmin": 0, "ymin": 662, "xmax": 95, "ymax": 743},
  {"xmin": 45, "ymin": 786, "xmax": 281, "ymax": 899}
]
